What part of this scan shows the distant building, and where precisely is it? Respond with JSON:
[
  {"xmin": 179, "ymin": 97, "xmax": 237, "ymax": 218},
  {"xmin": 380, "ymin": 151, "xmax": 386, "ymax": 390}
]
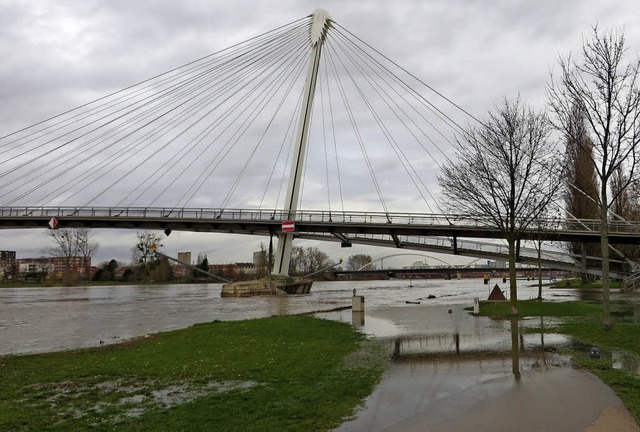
[
  {"xmin": 17, "ymin": 258, "xmax": 54, "ymax": 276},
  {"xmin": 17, "ymin": 256, "xmax": 94, "ymax": 279},
  {"xmin": 174, "ymin": 252, "xmax": 193, "ymax": 278},
  {"xmin": 253, "ymin": 250, "xmax": 266, "ymax": 267},
  {"xmin": 236, "ymin": 262, "xmax": 257, "ymax": 275},
  {"xmin": 0, "ymin": 251, "xmax": 17, "ymax": 280},
  {"xmin": 177, "ymin": 252, "xmax": 192, "ymax": 264}
]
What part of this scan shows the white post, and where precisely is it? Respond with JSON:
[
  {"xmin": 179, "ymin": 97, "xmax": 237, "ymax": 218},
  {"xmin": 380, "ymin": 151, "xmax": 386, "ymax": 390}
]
[{"xmin": 273, "ymin": 9, "xmax": 331, "ymax": 276}]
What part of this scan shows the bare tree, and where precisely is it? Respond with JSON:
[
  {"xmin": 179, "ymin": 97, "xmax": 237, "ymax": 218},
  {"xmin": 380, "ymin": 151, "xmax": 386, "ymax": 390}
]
[
  {"xmin": 610, "ymin": 167, "xmax": 640, "ymax": 264},
  {"xmin": 438, "ymin": 97, "xmax": 562, "ymax": 314},
  {"xmin": 75, "ymin": 229, "xmax": 98, "ymax": 281},
  {"xmin": 132, "ymin": 231, "xmax": 164, "ymax": 281},
  {"xmin": 304, "ymin": 247, "xmax": 330, "ymax": 274},
  {"xmin": 346, "ymin": 254, "xmax": 373, "ymax": 271},
  {"xmin": 548, "ymin": 26, "xmax": 640, "ymax": 328},
  {"xmin": 44, "ymin": 229, "xmax": 78, "ymax": 275},
  {"xmin": 288, "ymin": 246, "xmax": 330, "ymax": 275},
  {"xmin": 289, "ymin": 246, "xmax": 304, "ymax": 275}
]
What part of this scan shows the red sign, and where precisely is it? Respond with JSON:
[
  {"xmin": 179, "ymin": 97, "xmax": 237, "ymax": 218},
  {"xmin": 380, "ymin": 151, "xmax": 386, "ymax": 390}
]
[
  {"xmin": 48, "ymin": 217, "xmax": 59, "ymax": 230},
  {"xmin": 281, "ymin": 221, "xmax": 295, "ymax": 232}
]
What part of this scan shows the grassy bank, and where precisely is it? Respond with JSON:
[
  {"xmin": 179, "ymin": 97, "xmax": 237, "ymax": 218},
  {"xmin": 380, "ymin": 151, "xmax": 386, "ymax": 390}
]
[
  {"xmin": 476, "ymin": 299, "xmax": 601, "ymax": 318},
  {"xmin": 0, "ymin": 316, "xmax": 388, "ymax": 431},
  {"xmin": 549, "ymin": 278, "xmax": 624, "ymax": 289},
  {"xmin": 478, "ymin": 299, "xmax": 640, "ymax": 423}
]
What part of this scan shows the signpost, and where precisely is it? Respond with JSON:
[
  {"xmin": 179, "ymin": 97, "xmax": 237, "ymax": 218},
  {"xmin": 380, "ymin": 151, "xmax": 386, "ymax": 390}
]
[
  {"xmin": 48, "ymin": 217, "xmax": 58, "ymax": 230},
  {"xmin": 281, "ymin": 221, "xmax": 295, "ymax": 232}
]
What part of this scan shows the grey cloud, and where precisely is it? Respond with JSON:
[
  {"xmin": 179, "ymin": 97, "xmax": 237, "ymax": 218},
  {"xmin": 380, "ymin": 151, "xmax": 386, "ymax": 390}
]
[{"xmin": 2, "ymin": 0, "xmax": 640, "ymax": 265}]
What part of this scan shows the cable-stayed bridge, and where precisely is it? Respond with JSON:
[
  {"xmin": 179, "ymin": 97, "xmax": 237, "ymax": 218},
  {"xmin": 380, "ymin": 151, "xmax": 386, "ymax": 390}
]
[
  {"xmin": 0, "ymin": 10, "xmax": 636, "ymax": 277},
  {"xmin": 1, "ymin": 205, "xmax": 637, "ymax": 278}
]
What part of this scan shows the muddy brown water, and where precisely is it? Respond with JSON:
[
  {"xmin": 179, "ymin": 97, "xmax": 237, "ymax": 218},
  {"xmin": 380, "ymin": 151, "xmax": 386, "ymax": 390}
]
[
  {"xmin": 0, "ymin": 278, "xmax": 583, "ymax": 355},
  {"xmin": 2, "ymin": 279, "xmax": 638, "ymax": 430}
]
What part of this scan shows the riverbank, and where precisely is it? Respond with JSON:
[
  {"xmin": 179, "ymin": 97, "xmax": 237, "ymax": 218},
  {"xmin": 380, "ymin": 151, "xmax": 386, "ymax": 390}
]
[
  {"xmin": 477, "ymin": 299, "xmax": 640, "ymax": 426},
  {"xmin": 0, "ymin": 316, "xmax": 387, "ymax": 431},
  {"xmin": 549, "ymin": 278, "xmax": 625, "ymax": 290},
  {"xmin": 0, "ymin": 279, "xmax": 218, "ymax": 288}
]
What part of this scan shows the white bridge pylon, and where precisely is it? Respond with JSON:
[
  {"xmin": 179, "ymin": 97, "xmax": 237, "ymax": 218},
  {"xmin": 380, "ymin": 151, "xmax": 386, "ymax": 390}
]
[{"xmin": 272, "ymin": 9, "xmax": 332, "ymax": 276}]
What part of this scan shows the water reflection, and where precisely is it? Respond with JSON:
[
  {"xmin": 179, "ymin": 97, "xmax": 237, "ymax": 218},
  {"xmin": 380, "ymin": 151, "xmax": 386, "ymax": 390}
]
[
  {"xmin": 372, "ymin": 312, "xmax": 567, "ymax": 381},
  {"xmin": 510, "ymin": 318, "xmax": 521, "ymax": 380}
]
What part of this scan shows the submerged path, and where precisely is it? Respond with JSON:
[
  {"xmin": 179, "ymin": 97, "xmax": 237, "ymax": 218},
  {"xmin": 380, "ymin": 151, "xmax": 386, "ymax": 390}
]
[
  {"xmin": 336, "ymin": 362, "xmax": 638, "ymax": 431},
  {"xmin": 332, "ymin": 305, "xmax": 639, "ymax": 432}
]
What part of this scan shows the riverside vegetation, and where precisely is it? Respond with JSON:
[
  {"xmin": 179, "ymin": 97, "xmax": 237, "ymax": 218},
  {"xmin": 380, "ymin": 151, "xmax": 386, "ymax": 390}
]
[
  {"xmin": 478, "ymin": 299, "xmax": 640, "ymax": 423},
  {"xmin": 0, "ymin": 316, "xmax": 388, "ymax": 431}
]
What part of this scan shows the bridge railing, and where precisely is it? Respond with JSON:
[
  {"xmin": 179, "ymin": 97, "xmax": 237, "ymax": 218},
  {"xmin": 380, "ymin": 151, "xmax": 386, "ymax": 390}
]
[
  {"xmin": 0, "ymin": 206, "xmax": 492, "ymax": 225},
  {"xmin": 305, "ymin": 231, "xmax": 579, "ymax": 265},
  {"xmin": 1, "ymin": 206, "xmax": 640, "ymax": 235}
]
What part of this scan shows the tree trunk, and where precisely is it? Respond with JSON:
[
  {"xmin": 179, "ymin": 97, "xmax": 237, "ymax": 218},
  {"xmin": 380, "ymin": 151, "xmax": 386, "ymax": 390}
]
[
  {"xmin": 537, "ymin": 241, "xmax": 542, "ymax": 300},
  {"xmin": 508, "ymin": 237, "xmax": 518, "ymax": 315},
  {"xmin": 601, "ymin": 185, "xmax": 611, "ymax": 329}
]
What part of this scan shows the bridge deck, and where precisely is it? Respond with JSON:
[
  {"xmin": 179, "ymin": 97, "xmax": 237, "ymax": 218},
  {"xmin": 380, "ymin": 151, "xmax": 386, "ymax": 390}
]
[
  {"xmin": 1, "ymin": 206, "xmax": 639, "ymax": 243},
  {"xmin": 1, "ymin": 206, "xmax": 636, "ymax": 277}
]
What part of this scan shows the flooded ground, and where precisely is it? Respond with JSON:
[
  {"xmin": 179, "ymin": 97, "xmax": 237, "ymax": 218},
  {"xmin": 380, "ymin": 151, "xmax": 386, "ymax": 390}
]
[{"xmin": 2, "ymin": 278, "xmax": 639, "ymax": 430}]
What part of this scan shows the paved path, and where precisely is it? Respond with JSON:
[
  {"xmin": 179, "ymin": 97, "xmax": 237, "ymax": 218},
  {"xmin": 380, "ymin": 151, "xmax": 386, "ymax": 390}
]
[{"xmin": 336, "ymin": 356, "xmax": 638, "ymax": 431}]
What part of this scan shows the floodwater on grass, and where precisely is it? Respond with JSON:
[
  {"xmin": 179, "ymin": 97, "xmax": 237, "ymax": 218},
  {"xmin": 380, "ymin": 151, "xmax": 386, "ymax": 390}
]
[
  {"xmin": 328, "ymin": 302, "xmax": 640, "ymax": 432},
  {"xmin": 2, "ymin": 278, "xmax": 639, "ymax": 430}
]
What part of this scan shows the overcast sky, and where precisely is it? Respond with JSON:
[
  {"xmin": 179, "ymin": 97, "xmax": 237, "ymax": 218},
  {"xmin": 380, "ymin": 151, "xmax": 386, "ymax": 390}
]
[{"xmin": 2, "ymin": 0, "xmax": 640, "ymax": 268}]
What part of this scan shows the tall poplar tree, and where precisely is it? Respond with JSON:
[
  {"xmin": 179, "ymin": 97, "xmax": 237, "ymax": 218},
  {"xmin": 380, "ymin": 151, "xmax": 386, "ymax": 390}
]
[
  {"xmin": 564, "ymin": 105, "xmax": 600, "ymax": 282},
  {"xmin": 548, "ymin": 26, "xmax": 640, "ymax": 328}
]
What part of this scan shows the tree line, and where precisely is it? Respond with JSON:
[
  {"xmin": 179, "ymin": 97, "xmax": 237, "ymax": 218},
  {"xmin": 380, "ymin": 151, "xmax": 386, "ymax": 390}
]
[
  {"xmin": 439, "ymin": 26, "xmax": 640, "ymax": 328},
  {"xmin": 37, "ymin": 229, "xmax": 374, "ymax": 283}
]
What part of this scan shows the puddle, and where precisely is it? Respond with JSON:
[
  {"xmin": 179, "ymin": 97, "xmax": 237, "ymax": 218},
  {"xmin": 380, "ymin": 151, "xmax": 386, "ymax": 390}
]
[
  {"xmin": 613, "ymin": 351, "xmax": 640, "ymax": 375},
  {"xmin": 24, "ymin": 378, "xmax": 259, "ymax": 425},
  {"xmin": 572, "ymin": 342, "xmax": 640, "ymax": 376},
  {"xmin": 330, "ymin": 305, "xmax": 638, "ymax": 432}
]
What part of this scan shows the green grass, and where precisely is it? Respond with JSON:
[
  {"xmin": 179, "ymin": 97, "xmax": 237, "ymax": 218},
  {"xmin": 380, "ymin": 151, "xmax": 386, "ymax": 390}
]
[
  {"xmin": 0, "ymin": 316, "xmax": 388, "ymax": 431},
  {"xmin": 550, "ymin": 278, "xmax": 624, "ymax": 289},
  {"xmin": 474, "ymin": 299, "xmax": 601, "ymax": 318}
]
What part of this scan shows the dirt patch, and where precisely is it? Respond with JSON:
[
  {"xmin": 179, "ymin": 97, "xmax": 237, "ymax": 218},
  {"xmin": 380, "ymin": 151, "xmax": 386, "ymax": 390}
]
[{"xmin": 586, "ymin": 407, "xmax": 640, "ymax": 432}]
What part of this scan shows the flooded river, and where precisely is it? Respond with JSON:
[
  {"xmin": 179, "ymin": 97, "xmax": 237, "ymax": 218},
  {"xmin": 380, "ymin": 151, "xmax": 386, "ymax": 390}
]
[
  {"xmin": 2, "ymin": 278, "xmax": 639, "ymax": 430},
  {"xmin": 1, "ymin": 278, "xmax": 578, "ymax": 356}
]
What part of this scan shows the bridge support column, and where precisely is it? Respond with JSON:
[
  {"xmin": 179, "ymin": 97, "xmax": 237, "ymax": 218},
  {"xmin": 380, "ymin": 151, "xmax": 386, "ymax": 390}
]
[
  {"xmin": 220, "ymin": 10, "xmax": 331, "ymax": 297},
  {"xmin": 272, "ymin": 9, "xmax": 331, "ymax": 276}
]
